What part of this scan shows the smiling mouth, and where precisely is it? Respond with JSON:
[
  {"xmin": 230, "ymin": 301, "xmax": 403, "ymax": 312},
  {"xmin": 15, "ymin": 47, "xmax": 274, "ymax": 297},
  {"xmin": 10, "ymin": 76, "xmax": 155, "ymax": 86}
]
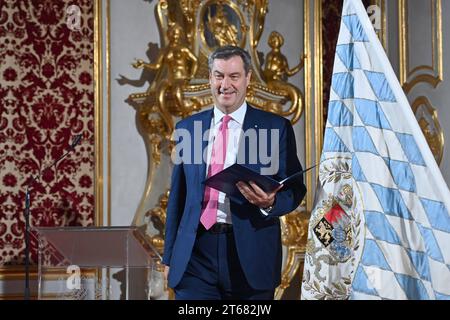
[{"xmin": 219, "ymin": 89, "xmax": 236, "ymax": 96}]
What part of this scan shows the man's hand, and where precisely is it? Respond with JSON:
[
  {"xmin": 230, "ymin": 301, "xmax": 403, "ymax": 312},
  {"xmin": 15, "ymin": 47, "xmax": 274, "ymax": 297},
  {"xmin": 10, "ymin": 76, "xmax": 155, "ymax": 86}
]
[{"xmin": 236, "ymin": 181, "xmax": 283, "ymax": 209}]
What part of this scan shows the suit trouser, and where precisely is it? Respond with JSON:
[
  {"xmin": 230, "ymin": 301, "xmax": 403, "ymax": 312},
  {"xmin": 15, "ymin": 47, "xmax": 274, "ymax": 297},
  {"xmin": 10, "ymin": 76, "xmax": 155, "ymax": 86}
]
[{"xmin": 174, "ymin": 224, "xmax": 274, "ymax": 300}]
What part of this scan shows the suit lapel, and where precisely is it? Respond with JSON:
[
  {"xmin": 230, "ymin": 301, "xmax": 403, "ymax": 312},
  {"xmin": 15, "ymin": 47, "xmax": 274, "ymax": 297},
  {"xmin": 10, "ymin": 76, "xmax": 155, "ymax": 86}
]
[
  {"xmin": 240, "ymin": 105, "xmax": 256, "ymax": 135},
  {"xmin": 197, "ymin": 108, "xmax": 214, "ymax": 189},
  {"xmin": 237, "ymin": 105, "xmax": 259, "ymax": 167}
]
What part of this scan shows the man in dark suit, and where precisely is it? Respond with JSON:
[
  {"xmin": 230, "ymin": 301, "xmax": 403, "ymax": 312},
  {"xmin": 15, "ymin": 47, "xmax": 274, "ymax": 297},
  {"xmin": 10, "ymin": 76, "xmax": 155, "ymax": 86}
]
[{"xmin": 163, "ymin": 45, "xmax": 306, "ymax": 299}]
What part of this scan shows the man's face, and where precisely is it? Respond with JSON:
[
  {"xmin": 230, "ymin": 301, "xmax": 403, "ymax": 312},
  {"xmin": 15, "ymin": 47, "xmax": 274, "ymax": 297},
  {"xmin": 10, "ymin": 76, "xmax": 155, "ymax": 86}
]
[{"xmin": 209, "ymin": 55, "xmax": 251, "ymax": 114}]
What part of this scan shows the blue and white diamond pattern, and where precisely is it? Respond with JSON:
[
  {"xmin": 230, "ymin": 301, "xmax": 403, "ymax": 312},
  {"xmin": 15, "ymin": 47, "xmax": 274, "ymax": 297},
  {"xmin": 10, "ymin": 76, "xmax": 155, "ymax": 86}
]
[{"xmin": 304, "ymin": 0, "xmax": 450, "ymax": 300}]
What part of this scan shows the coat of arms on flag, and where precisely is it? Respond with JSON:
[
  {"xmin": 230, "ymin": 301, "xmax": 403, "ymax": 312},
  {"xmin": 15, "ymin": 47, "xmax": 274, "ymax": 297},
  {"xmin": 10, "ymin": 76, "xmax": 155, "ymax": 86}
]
[{"xmin": 301, "ymin": 0, "xmax": 450, "ymax": 300}]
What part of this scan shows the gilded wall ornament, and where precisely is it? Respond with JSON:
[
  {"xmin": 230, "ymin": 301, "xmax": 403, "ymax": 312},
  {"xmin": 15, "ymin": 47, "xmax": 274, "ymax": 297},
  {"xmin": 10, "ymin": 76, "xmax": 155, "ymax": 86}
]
[{"xmin": 412, "ymin": 96, "xmax": 444, "ymax": 165}]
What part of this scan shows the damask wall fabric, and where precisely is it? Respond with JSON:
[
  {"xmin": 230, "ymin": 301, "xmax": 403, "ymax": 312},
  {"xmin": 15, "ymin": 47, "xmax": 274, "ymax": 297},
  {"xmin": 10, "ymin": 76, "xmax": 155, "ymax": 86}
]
[{"xmin": 0, "ymin": 0, "xmax": 94, "ymax": 265}]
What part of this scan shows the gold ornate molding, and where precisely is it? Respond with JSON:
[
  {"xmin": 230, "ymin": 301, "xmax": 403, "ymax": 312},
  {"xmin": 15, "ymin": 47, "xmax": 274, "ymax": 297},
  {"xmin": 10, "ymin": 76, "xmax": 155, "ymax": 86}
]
[
  {"xmin": 399, "ymin": 0, "xmax": 443, "ymax": 93},
  {"xmin": 129, "ymin": 0, "xmax": 304, "ymax": 138},
  {"xmin": 303, "ymin": 0, "xmax": 312, "ymax": 216},
  {"xmin": 144, "ymin": 190, "xmax": 169, "ymax": 255},
  {"xmin": 412, "ymin": 97, "xmax": 444, "ymax": 165},
  {"xmin": 94, "ymin": 0, "xmax": 104, "ymax": 227},
  {"xmin": 312, "ymin": 0, "xmax": 323, "ymax": 214},
  {"xmin": 275, "ymin": 205, "xmax": 309, "ymax": 299}
]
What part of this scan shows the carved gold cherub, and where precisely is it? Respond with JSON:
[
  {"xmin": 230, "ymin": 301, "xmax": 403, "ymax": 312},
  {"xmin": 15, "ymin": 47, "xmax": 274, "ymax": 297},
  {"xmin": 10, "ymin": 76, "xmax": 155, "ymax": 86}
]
[
  {"xmin": 133, "ymin": 22, "xmax": 198, "ymax": 133},
  {"xmin": 263, "ymin": 31, "xmax": 305, "ymax": 122}
]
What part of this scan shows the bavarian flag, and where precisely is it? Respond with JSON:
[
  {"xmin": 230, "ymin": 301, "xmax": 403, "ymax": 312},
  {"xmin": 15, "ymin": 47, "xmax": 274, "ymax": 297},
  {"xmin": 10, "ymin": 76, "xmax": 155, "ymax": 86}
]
[{"xmin": 301, "ymin": 0, "xmax": 450, "ymax": 300}]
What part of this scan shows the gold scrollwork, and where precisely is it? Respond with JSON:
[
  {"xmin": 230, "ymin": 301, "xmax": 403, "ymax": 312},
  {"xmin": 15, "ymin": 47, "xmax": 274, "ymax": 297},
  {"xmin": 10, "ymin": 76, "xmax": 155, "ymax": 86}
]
[
  {"xmin": 399, "ymin": 0, "xmax": 443, "ymax": 93},
  {"xmin": 275, "ymin": 206, "xmax": 309, "ymax": 299},
  {"xmin": 145, "ymin": 190, "xmax": 170, "ymax": 255},
  {"xmin": 412, "ymin": 96, "xmax": 444, "ymax": 165},
  {"xmin": 133, "ymin": 22, "xmax": 200, "ymax": 138}
]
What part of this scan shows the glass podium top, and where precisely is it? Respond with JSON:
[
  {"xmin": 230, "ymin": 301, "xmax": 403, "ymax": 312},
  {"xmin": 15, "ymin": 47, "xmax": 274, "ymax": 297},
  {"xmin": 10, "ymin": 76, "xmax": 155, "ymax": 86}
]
[{"xmin": 34, "ymin": 226, "xmax": 161, "ymax": 268}]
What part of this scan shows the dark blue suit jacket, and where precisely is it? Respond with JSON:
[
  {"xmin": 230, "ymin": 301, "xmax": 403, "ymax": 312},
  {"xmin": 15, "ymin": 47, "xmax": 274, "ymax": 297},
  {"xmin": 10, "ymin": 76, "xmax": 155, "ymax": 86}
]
[{"xmin": 162, "ymin": 105, "xmax": 306, "ymax": 290}]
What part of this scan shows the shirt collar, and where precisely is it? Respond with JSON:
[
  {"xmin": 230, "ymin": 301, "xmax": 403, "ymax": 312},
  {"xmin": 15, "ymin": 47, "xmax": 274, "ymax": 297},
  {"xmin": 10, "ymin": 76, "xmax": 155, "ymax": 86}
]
[{"xmin": 213, "ymin": 102, "xmax": 247, "ymax": 126}]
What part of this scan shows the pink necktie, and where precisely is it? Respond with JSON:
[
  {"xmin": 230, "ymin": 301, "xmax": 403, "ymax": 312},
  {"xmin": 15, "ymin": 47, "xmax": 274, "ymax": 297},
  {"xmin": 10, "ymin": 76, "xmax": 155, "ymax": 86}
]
[{"xmin": 200, "ymin": 115, "xmax": 232, "ymax": 230}]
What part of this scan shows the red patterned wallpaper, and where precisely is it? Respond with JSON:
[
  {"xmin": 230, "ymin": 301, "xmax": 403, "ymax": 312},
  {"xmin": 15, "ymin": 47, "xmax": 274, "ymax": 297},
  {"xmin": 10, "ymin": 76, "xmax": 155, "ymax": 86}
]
[{"xmin": 0, "ymin": 0, "xmax": 95, "ymax": 265}]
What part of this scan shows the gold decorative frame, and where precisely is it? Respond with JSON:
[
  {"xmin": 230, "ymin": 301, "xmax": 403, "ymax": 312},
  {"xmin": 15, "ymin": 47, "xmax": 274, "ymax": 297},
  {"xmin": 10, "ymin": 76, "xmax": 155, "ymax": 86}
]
[
  {"xmin": 399, "ymin": 0, "xmax": 443, "ymax": 93},
  {"xmin": 412, "ymin": 96, "xmax": 445, "ymax": 165},
  {"xmin": 275, "ymin": 0, "xmax": 312, "ymax": 299}
]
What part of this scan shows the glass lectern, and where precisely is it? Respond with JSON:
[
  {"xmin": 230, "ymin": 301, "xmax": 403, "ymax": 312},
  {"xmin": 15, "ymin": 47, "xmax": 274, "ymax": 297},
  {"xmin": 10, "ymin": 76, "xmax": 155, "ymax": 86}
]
[{"xmin": 34, "ymin": 226, "xmax": 163, "ymax": 300}]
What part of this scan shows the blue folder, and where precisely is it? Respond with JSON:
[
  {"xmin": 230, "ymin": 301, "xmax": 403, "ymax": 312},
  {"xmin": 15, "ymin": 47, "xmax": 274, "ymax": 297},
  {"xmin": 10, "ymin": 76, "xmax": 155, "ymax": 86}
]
[{"xmin": 203, "ymin": 163, "xmax": 304, "ymax": 204}]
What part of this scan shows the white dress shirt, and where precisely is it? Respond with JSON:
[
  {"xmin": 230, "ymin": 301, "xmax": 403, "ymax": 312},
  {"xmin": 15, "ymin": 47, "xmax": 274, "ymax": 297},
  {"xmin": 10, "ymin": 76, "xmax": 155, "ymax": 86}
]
[
  {"xmin": 205, "ymin": 102, "xmax": 270, "ymax": 225},
  {"xmin": 205, "ymin": 102, "xmax": 247, "ymax": 224}
]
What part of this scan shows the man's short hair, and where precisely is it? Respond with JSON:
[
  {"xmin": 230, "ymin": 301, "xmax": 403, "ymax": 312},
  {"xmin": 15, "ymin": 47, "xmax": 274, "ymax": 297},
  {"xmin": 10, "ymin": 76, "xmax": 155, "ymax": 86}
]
[{"xmin": 208, "ymin": 45, "xmax": 252, "ymax": 75}]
